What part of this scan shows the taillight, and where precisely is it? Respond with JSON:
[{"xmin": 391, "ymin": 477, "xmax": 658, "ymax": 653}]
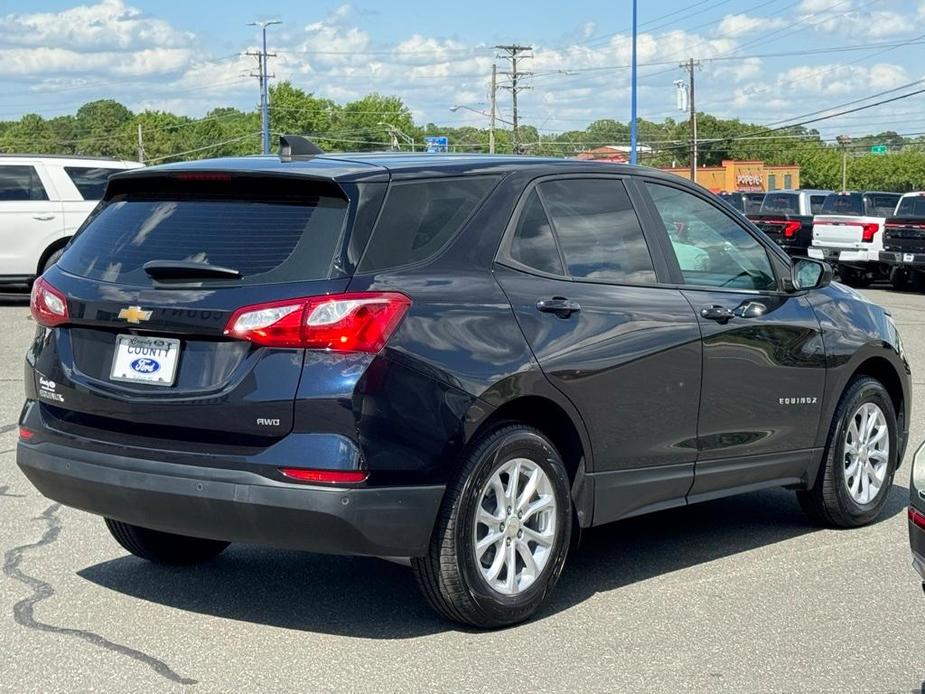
[
  {"xmin": 861, "ymin": 223, "xmax": 881, "ymax": 242},
  {"xmin": 30, "ymin": 277, "xmax": 69, "ymax": 327},
  {"xmin": 224, "ymin": 292, "xmax": 411, "ymax": 352},
  {"xmin": 910, "ymin": 507, "xmax": 925, "ymax": 530},
  {"xmin": 280, "ymin": 468, "xmax": 368, "ymax": 484},
  {"xmin": 782, "ymin": 221, "xmax": 801, "ymax": 238}
]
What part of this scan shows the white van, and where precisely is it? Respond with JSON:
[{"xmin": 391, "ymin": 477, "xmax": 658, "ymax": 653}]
[{"xmin": 0, "ymin": 155, "xmax": 142, "ymax": 286}]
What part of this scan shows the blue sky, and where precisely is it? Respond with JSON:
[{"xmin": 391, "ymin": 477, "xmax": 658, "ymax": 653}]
[{"xmin": 1, "ymin": 0, "xmax": 924, "ymax": 140}]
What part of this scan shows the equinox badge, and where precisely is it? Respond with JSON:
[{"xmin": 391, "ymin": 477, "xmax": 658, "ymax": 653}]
[{"xmin": 117, "ymin": 306, "xmax": 152, "ymax": 324}]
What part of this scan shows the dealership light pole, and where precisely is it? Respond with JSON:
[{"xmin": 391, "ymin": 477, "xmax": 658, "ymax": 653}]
[
  {"xmin": 630, "ymin": 0, "xmax": 638, "ymax": 165},
  {"xmin": 249, "ymin": 20, "xmax": 281, "ymax": 155}
]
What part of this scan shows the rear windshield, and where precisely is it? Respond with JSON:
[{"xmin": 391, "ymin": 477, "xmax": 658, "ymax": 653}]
[
  {"xmin": 809, "ymin": 195, "xmax": 827, "ymax": 215},
  {"xmin": 896, "ymin": 195, "xmax": 925, "ymax": 217},
  {"xmin": 760, "ymin": 193, "xmax": 799, "ymax": 215},
  {"xmin": 867, "ymin": 194, "xmax": 900, "ymax": 217},
  {"xmin": 59, "ymin": 192, "xmax": 349, "ymax": 286},
  {"xmin": 743, "ymin": 194, "xmax": 764, "ymax": 214},
  {"xmin": 719, "ymin": 193, "xmax": 744, "ymax": 212},
  {"xmin": 821, "ymin": 193, "xmax": 863, "ymax": 216},
  {"xmin": 64, "ymin": 166, "xmax": 125, "ymax": 200}
]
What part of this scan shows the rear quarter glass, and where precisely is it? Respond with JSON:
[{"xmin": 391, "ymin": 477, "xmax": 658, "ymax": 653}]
[{"xmin": 57, "ymin": 177, "xmax": 353, "ymax": 287}]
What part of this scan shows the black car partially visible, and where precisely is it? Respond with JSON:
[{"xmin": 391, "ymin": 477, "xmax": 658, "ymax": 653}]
[{"xmin": 911, "ymin": 443, "xmax": 925, "ymax": 591}]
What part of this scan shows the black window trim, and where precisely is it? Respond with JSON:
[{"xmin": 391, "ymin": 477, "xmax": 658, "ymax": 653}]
[
  {"xmin": 0, "ymin": 162, "xmax": 51, "ymax": 203},
  {"xmin": 634, "ymin": 175, "xmax": 793, "ymax": 296},
  {"xmin": 495, "ymin": 173, "xmax": 674, "ymax": 288}
]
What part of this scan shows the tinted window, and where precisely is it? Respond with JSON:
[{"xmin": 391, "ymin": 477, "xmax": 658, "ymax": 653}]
[
  {"xmin": 0, "ymin": 165, "xmax": 48, "ymax": 201},
  {"xmin": 867, "ymin": 194, "xmax": 900, "ymax": 217},
  {"xmin": 810, "ymin": 195, "xmax": 827, "ymax": 215},
  {"xmin": 539, "ymin": 179, "xmax": 656, "ymax": 284},
  {"xmin": 509, "ymin": 190, "xmax": 564, "ymax": 275},
  {"xmin": 744, "ymin": 194, "xmax": 765, "ymax": 214},
  {"xmin": 646, "ymin": 183, "xmax": 776, "ymax": 291},
  {"xmin": 64, "ymin": 166, "xmax": 123, "ymax": 200},
  {"xmin": 719, "ymin": 193, "xmax": 744, "ymax": 212},
  {"xmin": 896, "ymin": 196, "xmax": 925, "ymax": 217},
  {"xmin": 358, "ymin": 177, "xmax": 498, "ymax": 273},
  {"xmin": 760, "ymin": 193, "xmax": 799, "ymax": 214},
  {"xmin": 59, "ymin": 194, "xmax": 349, "ymax": 286},
  {"xmin": 821, "ymin": 193, "xmax": 863, "ymax": 216}
]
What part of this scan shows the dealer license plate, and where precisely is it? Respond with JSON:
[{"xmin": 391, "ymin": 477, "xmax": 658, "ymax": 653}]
[{"xmin": 110, "ymin": 335, "xmax": 180, "ymax": 386}]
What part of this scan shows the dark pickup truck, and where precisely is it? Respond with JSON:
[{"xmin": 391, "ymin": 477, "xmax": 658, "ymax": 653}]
[
  {"xmin": 748, "ymin": 189, "xmax": 832, "ymax": 257},
  {"xmin": 878, "ymin": 192, "xmax": 925, "ymax": 290}
]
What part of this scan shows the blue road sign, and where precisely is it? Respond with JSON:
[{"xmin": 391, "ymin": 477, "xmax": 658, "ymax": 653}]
[{"xmin": 425, "ymin": 136, "xmax": 449, "ymax": 153}]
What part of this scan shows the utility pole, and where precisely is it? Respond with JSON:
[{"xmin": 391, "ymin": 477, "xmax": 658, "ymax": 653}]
[
  {"xmin": 630, "ymin": 0, "xmax": 638, "ymax": 164},
  {"xmin": 489, "ymin": 63, "xmax": 497, "ymax": 155},
  {"xmin": 248, "ymin": 20, "xmax": 281, "ymax": 155},
  {"xmin": 496, "ymin": 45, "xmax": 532, "ymax": 154},
  {"xmin": 680, "ymin": 58, "xmax": 701, "ymax": 184},
  {"xmin": 837, "ymin": 135, "xmax": 851, "ymax": 190},
  {"xmin": 136, "ymin": 123, "xmax": 144, "ymax": 164}
]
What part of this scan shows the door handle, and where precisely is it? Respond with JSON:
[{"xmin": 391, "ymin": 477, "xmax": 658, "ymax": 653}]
[
  {"xmin": 700, "ymin": 305, "xmax": 735, "ymax": 323},
  {"xmin": 32, "ymin": 214, "xmax": 55, "ymax": 221},
  {"xmin": 536, "ymin": 297, "xmax": 581, "ymax": 318}
]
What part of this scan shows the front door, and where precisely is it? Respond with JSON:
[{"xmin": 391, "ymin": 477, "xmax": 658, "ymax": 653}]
[
  {"xmin": 494, "ymin": 176, "xmax": 702, "ymax": 522},
  {"xmin": 640, "ymin": 180, "xmax": 826, "ymax": 501}
]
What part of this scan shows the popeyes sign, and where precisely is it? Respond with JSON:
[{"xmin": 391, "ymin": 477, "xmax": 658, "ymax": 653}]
[{"xmin": 736, "ymin": 172, "xmax": 763, "ymax": 190}]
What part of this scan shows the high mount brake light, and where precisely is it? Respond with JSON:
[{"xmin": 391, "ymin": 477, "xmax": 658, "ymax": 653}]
[
  {"xmin": 30, "ymin": 277, "xmax": 69, "ymax": 327},
  {"xmin": 224, "ymin": 292, "xmax": 412, "ymax": 352},
  {"xmin": 861, "ymin": 223, "xmax": 881, "ymax": 242}
]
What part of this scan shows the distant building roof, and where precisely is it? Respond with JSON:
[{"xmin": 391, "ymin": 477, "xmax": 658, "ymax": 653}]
[{"xmin": 575, "ymin": 145, "xmax": 653, "ymax": 163}]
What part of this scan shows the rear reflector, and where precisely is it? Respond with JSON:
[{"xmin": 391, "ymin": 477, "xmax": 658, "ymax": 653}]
[
  {"xmin": 911, "ymin": 507, "xmax": 925, "ymax": 530},
  {"xmin": 30, "ymin": 277, "xmax": 69, "ymax": 327},
  {"xmin": 280, "ymin": 468, "xmax": 368, "ymax": 484},
  {"xmin": 18, "ymin": 426, "xmax": 34, "ymax": 441},
  {"xmin": 224, "ymin": 292, "xmax": 411, "ymax": 352}
]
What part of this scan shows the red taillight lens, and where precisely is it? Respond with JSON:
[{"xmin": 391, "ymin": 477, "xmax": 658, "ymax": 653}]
[
  {"xmin": 280, "ymin": 468, "xmax": 368, "ymax": 484},
  {"xmin": 18, "ymin": 426, "xmax": 35, "ymax": 441},
  {"xmin": 861, "ymin": 223, "xmax": 881, "ymax": 242},
  {"xmin": 30, "ymin": 277, "xmax": 69, "ymax": 327},
  {"xmin": 783, "ymin": 221, "xmax": 801, "ymax": 238},
  {"xmin": 911, "ymin": 507, "xmax": 925, "ymax": 530},
  {"xmin": 224, "ymin": 292, "xmax": 411, "ymax": 352}
]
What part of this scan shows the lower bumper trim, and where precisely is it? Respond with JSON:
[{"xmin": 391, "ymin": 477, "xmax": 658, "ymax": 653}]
[{"xmin": 17, "ymin": 441, "xmax": 445, "ymax": 558}]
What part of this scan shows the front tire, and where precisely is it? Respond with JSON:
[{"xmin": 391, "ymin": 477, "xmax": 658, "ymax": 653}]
[
  {"xmin": 797, "ymin": 377, "xmax": 898, "ymax": 528},
  {"xmin": 838, "ymin": 266, "xmax": 871, "ymax": 288},
  {"xmin": 105, "ymin": 519, "xmax": 229, "ymax": 565},
  {"xmin": 411, "ymin": 425, "xmax": 572, "ymax": 628}
]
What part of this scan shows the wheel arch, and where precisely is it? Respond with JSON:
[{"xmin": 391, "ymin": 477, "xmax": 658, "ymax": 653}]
[
  {"xmin": 36, "ymin": 236, "xmax": 71, "ymax": 277},
  {"xmin": 850, "ymin": 354, "xmax": 908, "ymax": 458}
]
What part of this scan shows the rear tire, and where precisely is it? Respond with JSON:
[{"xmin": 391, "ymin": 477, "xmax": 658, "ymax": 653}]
[
  {"xmin": 40, "ymin": 247, "xmax": 65, "ymax": 275},
  {"xmin": 838, "ymin": 266, "xmax": 871, "ymax": 288},
  {"xmin": 105, "ymin": 519, "xmax": 229, "ymax": 565},
  {"xmin": 411, "ymin": 425, "xmax": 572, "ymax": 628},
  {"xmin": 797, "ymin": 377, "xmax": 898, "ymax": 528},
  {"xmin": 890, "ymin": 267, "xmax": 910, "ymax": 291}
]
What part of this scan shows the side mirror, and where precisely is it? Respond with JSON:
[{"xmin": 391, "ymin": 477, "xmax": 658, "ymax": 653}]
[{"xmin": 791, "ymin": 257, "xmax": 833, "ymax": 291}]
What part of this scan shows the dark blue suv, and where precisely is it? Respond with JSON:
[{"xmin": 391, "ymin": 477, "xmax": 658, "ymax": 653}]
[{"xmin": 17, "ymin": 145, "xmax": 911, "ymax": 627}]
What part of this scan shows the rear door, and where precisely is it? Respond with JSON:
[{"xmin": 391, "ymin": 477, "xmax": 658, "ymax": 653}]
[
  {"xmin": 0, "ymin": 162, "xmax": 63, "ymax": 277},
  {"xmin": 639, "ymin": 180, "xmax": 826, "ymax": 501},
  {"xmin": 494, "ymin": 176, "xmax": 702, "ymax": 522},
  {"xmin": 34, "ymin": 172, "xmax": 358, "ymax": 442}
]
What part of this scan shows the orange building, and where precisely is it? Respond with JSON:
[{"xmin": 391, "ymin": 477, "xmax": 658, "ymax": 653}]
[{"xmin": 660, "ymin": 160, "xmax": 800, "ymax": 193}]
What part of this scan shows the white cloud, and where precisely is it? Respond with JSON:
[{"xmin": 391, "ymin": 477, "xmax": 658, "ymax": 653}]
[
  {"xmin": 795, "ymin": 0, "xmax": 910, "ymax": 38},
  {"xmin": 717, "ymin": 14, "xmax": 788, "ymax": 37},
  {"xmin": 776, "ymin": 62, "xmax": 908, "ymax": 96},
  {"xmin": 0, "ymin": 0, "xmax": 193, "ymax": 50}
]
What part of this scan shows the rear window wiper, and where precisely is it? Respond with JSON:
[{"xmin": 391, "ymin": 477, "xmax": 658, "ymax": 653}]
[{"xmin": 142, "ymin": 260, "xmax": 242, "ymax": 280}]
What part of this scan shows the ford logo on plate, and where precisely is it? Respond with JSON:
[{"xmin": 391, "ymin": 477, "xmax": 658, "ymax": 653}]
[{"xmin": 130, "ymin": 358, "xmax": 160, "ymax": 374}]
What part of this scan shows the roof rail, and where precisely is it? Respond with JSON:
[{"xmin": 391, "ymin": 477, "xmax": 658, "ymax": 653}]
[{"xmin": 279, "ymin": 135, "xmax": 323, "ymax": 162}]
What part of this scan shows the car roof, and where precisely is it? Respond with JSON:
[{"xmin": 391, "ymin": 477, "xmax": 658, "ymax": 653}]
[{"xmin": 117, "ymin": 152, "xmax": 682, "ymax": 184}]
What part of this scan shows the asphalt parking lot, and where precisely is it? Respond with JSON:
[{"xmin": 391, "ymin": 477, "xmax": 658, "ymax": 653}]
[{"xmin": 0, "ymin": 287, "xmax": 922, "ymax": 693}]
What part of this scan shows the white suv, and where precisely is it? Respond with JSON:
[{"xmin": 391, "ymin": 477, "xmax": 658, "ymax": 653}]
[{"xmin": 0, "ymin": 155, "xmax": 141, "ymax": 286}]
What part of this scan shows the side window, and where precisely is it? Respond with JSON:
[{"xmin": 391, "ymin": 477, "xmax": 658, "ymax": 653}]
[
  {"xmin": 509, "ymin": 190, "xmax": 564, "ymax": 275},
  {"xmin": 358, "ymin": 176, "xmax": 498, "ymax": 273},
  {"xmin": 64, "ymin": 167, "xmax": 122, "ymax": 200},
  {"xmin": 538, "ymin": 178, "xmax": 656, "ymax": 284},
  {"xmin": 646, "ymin": 182, "xmax": 777, "ymax": 291},
  {"xmin": 0, "ymin": 165, "xmax": 48, "ymax": 202}
]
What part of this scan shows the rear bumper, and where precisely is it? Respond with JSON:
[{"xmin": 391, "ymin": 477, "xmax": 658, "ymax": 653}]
[
  {"xmin": 880, "ymin": 251, "xmax": 925, "ymax": 268},
  {"xmin": 808, "ymin": 247, "xmax": 881, "ymax": 265},
  {"xmin": 17, "ymin": 441, "xmax": 445, "ymax": 558}
]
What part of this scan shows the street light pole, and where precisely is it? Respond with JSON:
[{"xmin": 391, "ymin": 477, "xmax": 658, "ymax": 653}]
[{"xmin": 630, "ymin": 0, "xmax": 638, "ymax": 165}]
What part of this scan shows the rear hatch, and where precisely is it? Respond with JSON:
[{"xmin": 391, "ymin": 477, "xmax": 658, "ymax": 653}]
[
  {"xmin": 813, "ymin": 193, "xmax": 884, "ymax": 248},
  {"xmin": 32, "ymin": 170, "xmax": 362, "ymax": 445}
]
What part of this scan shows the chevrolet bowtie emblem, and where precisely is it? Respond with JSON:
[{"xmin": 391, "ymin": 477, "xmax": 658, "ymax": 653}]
[{"xmin": 117, "ymin": 306, "xmax": 152, "ymax": 324}]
